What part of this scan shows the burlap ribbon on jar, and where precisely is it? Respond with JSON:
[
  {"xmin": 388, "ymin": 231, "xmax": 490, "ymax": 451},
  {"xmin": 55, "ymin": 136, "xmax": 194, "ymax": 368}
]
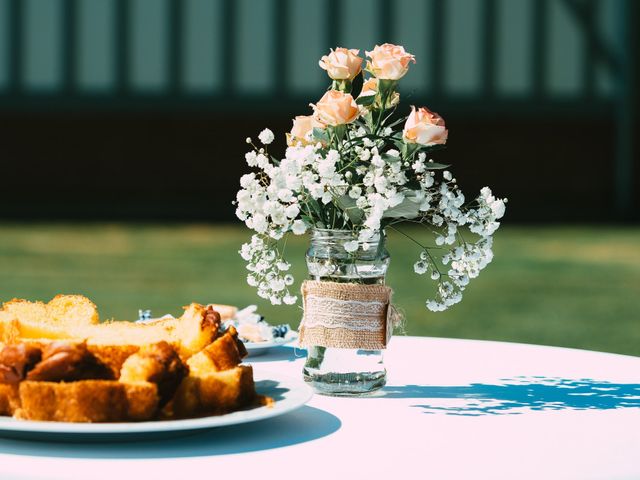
[{"xmin": 299, "ymin": 280, "xmax": 403, "ymax": 350}]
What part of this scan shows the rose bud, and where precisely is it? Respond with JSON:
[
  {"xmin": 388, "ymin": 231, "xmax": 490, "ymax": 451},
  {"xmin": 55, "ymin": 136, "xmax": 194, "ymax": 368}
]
[
  {"xmin": 403, "ymin": 106, "xmax": 448, "ymax": 146},
  {"xmin": 311, "ymin": 90, "xmax": 359, "ymax": 126},
  {"xmin": 319, "ymin": 48, "xmax": 363, "ymax": 81},
  {"xmin": 365, "ymin": 43, "xmax": 416, "ymax": 80},
  {"xmin": 358, "ymin": 77, "xmax": 400, "ymax": 107},
  {"xmin": 287, "ymin": 115, "xmax": 326, "ymax": 146}
]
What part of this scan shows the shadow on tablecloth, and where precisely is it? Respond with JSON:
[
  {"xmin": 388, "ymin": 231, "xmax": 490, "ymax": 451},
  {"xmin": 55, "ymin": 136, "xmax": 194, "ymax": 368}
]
[
  {"xmin": 0, "ymin": 405, "xmax": 340, "ymax": 458},
  {"xmin": 381, "ymin": 377, "xmax": 640, "ymax": 416}
]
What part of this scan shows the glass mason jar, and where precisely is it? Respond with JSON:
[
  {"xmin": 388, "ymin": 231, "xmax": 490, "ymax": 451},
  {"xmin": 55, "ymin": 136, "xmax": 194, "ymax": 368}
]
[{"xmin": 303, "ymin": 228, "xmax": 390, "ymax": 396}]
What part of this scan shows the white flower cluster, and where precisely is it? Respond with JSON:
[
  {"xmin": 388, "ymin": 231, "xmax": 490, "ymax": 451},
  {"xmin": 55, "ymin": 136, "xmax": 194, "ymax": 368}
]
[
  {"xmin": 409, "ymin": 170, "xmax": 506, "ymax": 311},
  {"xmin": 239, "ymin": 234, "xmax": 297, "ymax": 305},
  {"xmin": 236, "ymin": 127, "xmax": 507, "ymax": 310}
]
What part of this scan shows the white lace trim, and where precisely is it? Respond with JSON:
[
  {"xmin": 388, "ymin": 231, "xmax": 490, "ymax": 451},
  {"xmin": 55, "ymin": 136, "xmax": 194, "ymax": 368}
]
[{"xmin": 303, "ymin": 294, "xmax": 386, "ymax": 332}]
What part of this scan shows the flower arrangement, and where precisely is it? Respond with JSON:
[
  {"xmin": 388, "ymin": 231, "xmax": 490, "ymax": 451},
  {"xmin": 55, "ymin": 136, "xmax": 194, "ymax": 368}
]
[{"xmin": 236, "ymin": 44, "xmax": 506, "ymax": 312}]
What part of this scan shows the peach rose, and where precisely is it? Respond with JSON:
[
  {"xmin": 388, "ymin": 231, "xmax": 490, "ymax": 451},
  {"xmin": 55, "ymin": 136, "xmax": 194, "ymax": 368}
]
[
  {"xmin": 287, "ymin": 115, "xmax": 325, "ymax": 146},
  {"xmin": 366, "ymin": 43, "xmax": 416, "ymax": 80},
  {"xmin": 312, "ymin": 90, "xmax": 359, "ymax": 126},
  {"xmin": 403, "ymin": 106, "xmax": 448, "ymax": 146},
  {"xmin": 319, "ymin": 48, "xmax": 363, "ymax": 81}
]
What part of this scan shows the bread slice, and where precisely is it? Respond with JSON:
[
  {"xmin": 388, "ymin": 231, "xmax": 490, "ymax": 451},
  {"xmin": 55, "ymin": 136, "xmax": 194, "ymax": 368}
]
[
  {"xmin": 2, "ymin": 302, "xmax": 220, "ymax": 369},
  {"xmin": 169, "ymin": 328, "xmax": 255, "ymax": 418},
  {"xmin": 0, "ymin": 383, "xmax": 19, "ymax": 416},
  {"xmin": 186, "ymin": 327, "xmax": 246, "ymax": 374},
  {"xmin": 170, "ymin": 365, "xmax": 256, "ymax": 418},
  {"xmin": 1, "ymin": 295, "xmax": 99, "ymax": 341},
  {"xmin": 77, "ymin": 303, "xmax": 219, "ymax": 359},
  {"xmin": 47, "ymin": 295, "xmax": 100, "ymax": 325},
  {"xmin": 16, "ymin": 380, "xmax": 158, "ymax": 422},
  {"xmin": 0, "ymin": 312, "xmax": 20, "ymax": 344}
]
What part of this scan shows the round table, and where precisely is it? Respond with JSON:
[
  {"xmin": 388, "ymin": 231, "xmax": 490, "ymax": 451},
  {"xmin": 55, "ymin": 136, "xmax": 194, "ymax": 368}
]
[{"xmin": 0, "ymin": 336, "xmax": 639, "ymax": 480}]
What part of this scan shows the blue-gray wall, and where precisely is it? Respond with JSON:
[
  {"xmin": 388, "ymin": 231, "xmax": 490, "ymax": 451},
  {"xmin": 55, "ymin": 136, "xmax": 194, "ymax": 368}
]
[{"xmin": 0, "ymin": 0, "xmax": 626, "ymax": 103}]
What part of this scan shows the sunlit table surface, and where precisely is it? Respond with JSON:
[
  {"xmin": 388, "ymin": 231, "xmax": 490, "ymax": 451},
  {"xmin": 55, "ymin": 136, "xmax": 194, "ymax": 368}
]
[{"xmin": 0, "ymin": 336, "xmax": 639, "ymax": 480}]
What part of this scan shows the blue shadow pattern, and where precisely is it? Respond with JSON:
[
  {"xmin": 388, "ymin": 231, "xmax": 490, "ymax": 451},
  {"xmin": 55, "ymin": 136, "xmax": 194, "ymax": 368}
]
[{"xmin": 382, "ymin": 377, "xmax": 640, "ymax": 416}]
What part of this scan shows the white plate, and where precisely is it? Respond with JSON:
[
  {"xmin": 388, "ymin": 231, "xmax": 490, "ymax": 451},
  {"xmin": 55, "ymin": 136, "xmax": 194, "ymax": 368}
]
[
  {"xmin": 244, "ymin": 332, "xmax": 298, "ymax": 356},
  {"xmin": 0, "ymin": 368, "xmax": 312, "ymax": 442}
]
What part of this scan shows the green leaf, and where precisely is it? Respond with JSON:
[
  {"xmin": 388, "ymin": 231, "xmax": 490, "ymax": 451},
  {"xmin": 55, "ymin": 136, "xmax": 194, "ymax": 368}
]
[
  {"xmin": 382, "ymin": 192, "xmax": 422, "ymax": 220},
  {"xmin": 356, "ymin": 95, "xmax": 376, "ymax": 106},
  {"xmin": 378, "ymin": 79, "xmax": 398, "ymax": 98},
  {"xmin": 336, "ymin": 195, "xmax": 365, "ymax": 225},
  {"xmin": 381, "ymin": 153, "xmax": 401, "ymax": 163},
  {"xmin": 385, "ymin": 117, "xmax": 406, "ymax": 130},
  {"xmin": 305, "ymin": 196, "xmax": 324, "ymax": 220},
  {"xmin": 424, "ymin": 162, "xmax": 450, "ymax": 170},
  {"xmin": 313, "ymin": 127, "xmax": 329, "ymax": 142},
  {"xmin": 334, "ymin": 124, "xmax": 347, "ymax": 142}
]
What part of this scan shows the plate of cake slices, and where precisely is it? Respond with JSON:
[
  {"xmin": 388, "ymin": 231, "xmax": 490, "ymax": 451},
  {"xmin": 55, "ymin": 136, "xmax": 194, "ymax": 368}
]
[{"xmin": 0, "ymin": 295, "xmax": 312, "ymax": 441}]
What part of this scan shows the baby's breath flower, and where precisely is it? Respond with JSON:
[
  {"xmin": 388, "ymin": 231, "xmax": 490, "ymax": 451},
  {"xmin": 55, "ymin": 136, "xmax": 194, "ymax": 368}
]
[
  {"xmin": 258, "ymin": 129, "xmax": 274, "ymax": 145},
  {"xmin": 343, "ymin": 240, "xmax": 359, "ymax": 253},
  {"xmin": 291, "ymin": 219, "xmax": 307, "ymax": 235},
  {"xmin": 283, "ymin": 294, "xmax": 297, "ymax": 305},
  {"xmin": 413, "ymin": 261, "xmax": 428, "ymax": 275}
]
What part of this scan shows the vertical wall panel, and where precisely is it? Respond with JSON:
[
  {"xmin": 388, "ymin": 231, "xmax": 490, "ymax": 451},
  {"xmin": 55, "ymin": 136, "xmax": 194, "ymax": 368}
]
[
  {"xmin": 547, "ymin": 0, "xmax": 584, "ymax": 96},
  {"xmin": 289, "ymin": 0, "xmax": 328, "ymax": 94},
  {"xmin": 23, "ymin": 0, "xmax": 64, "ymax": 91},
  {"xmin": 236, "ymin": 0, "xmax": 274, "ymax": 92},
  {"xmin": 0, "ymin": 0, "xmax": 8, "ymax": 90},
  {"xmin": 595, "ymin": 0, "xmax": 620, "ymax": 97},
  {"xmin": 339, "ymin": 0, "xmax": 381, "ymax": 50},
  {"xmin": 183, "ymin": 0, "xmax": 223, "ymax": 93},
  {"xmin": 445, "ymin": 0, "xmax": 482, "ymax": 95},
  {"xmin": 496, "ymin": 0, "xmax": 533, "ymax": 96},
  {"xmin": 130, "ymin": 0, "xmax": 170, "ymax": 92},
  {"xmin": 78, "ymin": 0, "xmax": 115, "ymax": 91},
  {"xmin": 393, "ymin": 0, "xmax": 432, "ymax": 95}
]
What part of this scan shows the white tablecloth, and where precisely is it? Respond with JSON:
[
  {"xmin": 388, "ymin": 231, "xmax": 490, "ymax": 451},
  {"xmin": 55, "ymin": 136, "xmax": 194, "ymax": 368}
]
[{"xmin": 1, "ymin": 336, "xmax": 639, "ymax": 480}]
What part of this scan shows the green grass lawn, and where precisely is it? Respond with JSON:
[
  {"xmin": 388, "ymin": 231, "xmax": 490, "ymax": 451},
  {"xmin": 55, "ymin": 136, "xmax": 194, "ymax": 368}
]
[{"xmin": 0, "ymin": 223, "xmax": 639, "ymax": 356}]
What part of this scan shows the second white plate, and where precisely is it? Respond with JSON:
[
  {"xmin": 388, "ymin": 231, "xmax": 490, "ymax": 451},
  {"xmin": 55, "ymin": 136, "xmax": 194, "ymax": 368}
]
[{"xmin": 244, "ymin": 332, "xmax": 298, "ymax": 356}]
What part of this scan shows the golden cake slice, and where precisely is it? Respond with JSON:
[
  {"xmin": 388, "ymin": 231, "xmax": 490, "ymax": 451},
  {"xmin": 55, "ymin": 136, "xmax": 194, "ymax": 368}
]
[
  {"xmin": 170, "ymin": 365, "xmax": 256, "ymax": 418},
  {"xmin": 1, "ymin": 340, "xmax": 184, "ymax": 422},
  {"xmin": 1, "ymin": 295, "xmax": 99, "ymax": 341},
  {"xmin": 0, "ymin": 383, "xmax": 19, "ymax": 416},
  {"xmin": 186, "ymin": 326, "xmax": 247, "ymax": 375},
  {"xmin": 119, "ymin": 341, "xmax": 188, "ymax": 407},
  {"xmin": 1, "ymin": 298, "xmax": 221, "ymax": 368},
  {"xmin": 170, "ymin": 326, "xmax": 256, "ymax": 418},
  {"xmin": 16, "ymin": 380, "xmax": 158, "ymax": 422}
]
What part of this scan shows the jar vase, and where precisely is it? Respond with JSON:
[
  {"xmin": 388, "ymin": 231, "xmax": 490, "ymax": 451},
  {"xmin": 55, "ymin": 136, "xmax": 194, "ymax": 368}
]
[{"xmin": 301, "ymin": 228, "xmax": 391, "ymax": 396}]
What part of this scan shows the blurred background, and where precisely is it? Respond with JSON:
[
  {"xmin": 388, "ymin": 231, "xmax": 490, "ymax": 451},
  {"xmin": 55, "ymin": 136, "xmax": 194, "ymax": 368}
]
[{"xmin": 0, "ymin": 0, "xmax": 638, "ymax": 354}]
